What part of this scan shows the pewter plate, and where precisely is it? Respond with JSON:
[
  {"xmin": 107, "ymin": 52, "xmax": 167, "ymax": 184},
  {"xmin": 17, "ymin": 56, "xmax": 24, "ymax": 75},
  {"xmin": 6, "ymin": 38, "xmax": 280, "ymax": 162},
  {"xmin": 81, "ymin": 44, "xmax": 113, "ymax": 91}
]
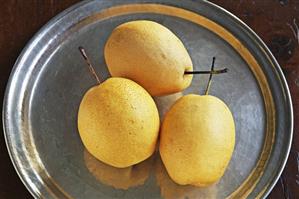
[{"xmin": 2, "ymin": 0, "xmax": 293, "ymax": 199}]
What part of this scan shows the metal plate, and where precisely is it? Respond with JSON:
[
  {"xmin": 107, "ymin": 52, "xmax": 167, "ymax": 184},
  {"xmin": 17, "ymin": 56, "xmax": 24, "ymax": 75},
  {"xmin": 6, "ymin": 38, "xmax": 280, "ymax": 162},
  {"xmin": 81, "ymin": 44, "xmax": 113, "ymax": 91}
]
[{"xmin": 2, "ymin": 0, "xmax": 293, "ymax": 198}]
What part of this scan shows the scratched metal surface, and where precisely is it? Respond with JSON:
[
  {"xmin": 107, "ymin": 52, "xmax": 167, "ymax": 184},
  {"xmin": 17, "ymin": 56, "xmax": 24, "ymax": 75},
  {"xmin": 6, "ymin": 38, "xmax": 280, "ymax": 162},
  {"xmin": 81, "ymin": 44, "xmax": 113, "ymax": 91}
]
[{"xmin": 2, "ymin": 0, "xmax": 292, "ymax": 199}]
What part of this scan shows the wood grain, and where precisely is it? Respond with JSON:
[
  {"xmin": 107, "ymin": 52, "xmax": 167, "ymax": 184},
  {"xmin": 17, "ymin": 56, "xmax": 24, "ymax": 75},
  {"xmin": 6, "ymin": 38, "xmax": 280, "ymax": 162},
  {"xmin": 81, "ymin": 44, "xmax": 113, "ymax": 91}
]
[{"xmin": 0, "ymin": 0, "xmax": 298, "ymax": 198}]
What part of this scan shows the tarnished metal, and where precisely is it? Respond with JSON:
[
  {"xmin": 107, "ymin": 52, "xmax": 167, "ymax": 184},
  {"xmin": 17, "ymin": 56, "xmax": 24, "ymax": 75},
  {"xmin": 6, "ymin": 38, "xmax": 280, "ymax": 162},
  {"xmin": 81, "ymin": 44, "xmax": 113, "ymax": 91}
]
[{"xmin": 2, "ymin": 0, "xmax": 293, "ymax": 198}]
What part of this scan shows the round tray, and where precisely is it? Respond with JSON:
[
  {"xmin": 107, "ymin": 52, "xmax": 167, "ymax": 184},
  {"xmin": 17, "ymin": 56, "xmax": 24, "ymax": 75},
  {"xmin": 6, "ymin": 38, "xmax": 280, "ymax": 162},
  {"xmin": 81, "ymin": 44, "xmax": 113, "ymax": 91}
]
[{"xmin": 3, "ymin": 0, "xmax": 293, "ymax": 198}]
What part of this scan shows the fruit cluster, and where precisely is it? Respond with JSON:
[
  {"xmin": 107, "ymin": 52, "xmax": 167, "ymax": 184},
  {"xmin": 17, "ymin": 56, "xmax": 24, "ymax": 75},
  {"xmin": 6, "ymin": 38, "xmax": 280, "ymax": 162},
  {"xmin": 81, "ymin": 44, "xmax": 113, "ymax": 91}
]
[{"xmin": 77, "ymin": 20, "xmax": 235, "ymax": 187}]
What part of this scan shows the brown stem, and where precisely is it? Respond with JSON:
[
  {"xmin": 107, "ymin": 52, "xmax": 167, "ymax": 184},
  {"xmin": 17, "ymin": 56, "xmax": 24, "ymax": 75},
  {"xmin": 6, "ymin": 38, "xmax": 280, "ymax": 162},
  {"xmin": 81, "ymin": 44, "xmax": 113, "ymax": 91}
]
[
  {"xmin": 184, "ymin": 68, "xmax": 228, "ymax": 75},
  {"xmin": 205, "ymin": 57, "xmax": 216, "ymax": 95},
  {"xmin": 78, "ymin": 46, "xmax": 101, "ymax": 84}
]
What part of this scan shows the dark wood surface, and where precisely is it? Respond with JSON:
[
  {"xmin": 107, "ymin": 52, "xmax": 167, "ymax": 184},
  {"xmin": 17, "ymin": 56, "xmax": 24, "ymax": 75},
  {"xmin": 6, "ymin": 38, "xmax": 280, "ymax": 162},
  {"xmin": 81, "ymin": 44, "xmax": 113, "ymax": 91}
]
[{"xmin": 0, "ymin": 0, "xmax": 298, "ymax": 198}]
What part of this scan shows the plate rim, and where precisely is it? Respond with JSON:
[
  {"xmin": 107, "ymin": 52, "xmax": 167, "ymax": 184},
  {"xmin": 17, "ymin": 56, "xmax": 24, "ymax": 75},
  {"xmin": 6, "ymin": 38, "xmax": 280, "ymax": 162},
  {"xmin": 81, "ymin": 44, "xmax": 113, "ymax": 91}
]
[{"xmin": 204, "ymin": 1, "xmax": 293, "ymax": 197}]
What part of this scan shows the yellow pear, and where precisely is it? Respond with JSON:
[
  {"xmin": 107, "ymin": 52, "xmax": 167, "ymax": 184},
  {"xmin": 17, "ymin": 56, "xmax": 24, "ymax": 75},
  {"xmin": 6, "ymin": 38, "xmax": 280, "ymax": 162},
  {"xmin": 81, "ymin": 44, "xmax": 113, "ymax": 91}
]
[
  {"xmin": 159, "ymin": 58, "xmax": 235, "ymax": 186},
  {"xmin": 84, "ymin": 149, "xmax": 153, "ymax": 189},
  {"xmin": 77, "ymin": 47, "xmax": 160, "ymax": 168},
  {"xmin": 104, "ymin": 20, "xmax": 193, "ymax": 96}
]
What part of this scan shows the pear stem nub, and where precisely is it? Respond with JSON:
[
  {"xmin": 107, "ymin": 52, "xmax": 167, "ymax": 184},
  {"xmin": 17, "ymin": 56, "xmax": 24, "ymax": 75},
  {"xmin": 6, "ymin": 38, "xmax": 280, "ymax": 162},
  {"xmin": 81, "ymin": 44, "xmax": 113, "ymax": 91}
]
[
  {"xmin": 205, "ymin": 57, "xmax": 216, "ymax": 95},
  {"xmin": 78, "ymin": 46, "xmax": 101, "ymax": 84}
]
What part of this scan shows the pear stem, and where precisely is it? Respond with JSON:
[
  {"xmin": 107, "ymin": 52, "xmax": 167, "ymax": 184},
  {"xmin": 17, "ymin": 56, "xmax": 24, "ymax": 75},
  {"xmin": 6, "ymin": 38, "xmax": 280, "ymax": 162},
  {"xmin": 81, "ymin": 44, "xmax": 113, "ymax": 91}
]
[
  {"xmin": 205, "ymin": 57, "xmax": 216, "ymax": 95},
  {"xmin": 78, "ymin": 46, "xmax": 101, "ymax": 84},
  {"xmin": 184, "ymin": 68, "xmax": 228, "ymax": 75}
]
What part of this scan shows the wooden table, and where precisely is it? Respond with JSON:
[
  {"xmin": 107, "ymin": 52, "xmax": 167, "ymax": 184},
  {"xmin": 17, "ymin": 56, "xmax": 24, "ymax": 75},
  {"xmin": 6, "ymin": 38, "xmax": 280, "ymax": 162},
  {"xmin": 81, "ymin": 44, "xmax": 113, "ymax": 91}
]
[{"xmin": 0, "ymin": 1, "xmax": 298, "ymax": 198}]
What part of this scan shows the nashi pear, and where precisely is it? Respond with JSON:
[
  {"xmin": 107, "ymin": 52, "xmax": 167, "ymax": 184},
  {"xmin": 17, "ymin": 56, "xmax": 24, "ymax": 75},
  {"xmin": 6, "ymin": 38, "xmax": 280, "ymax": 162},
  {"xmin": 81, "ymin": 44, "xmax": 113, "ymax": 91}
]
[
  {"xmin": 78, "ymin": 77, "xmax": 160, "ymax": 168},
  {"xmin": 160, "ymin": 94, "xmax": 235, "ymax": 186},
  {"xmin": 104, "ymin": 20, "xmax": 193, "ymax": 96}
]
